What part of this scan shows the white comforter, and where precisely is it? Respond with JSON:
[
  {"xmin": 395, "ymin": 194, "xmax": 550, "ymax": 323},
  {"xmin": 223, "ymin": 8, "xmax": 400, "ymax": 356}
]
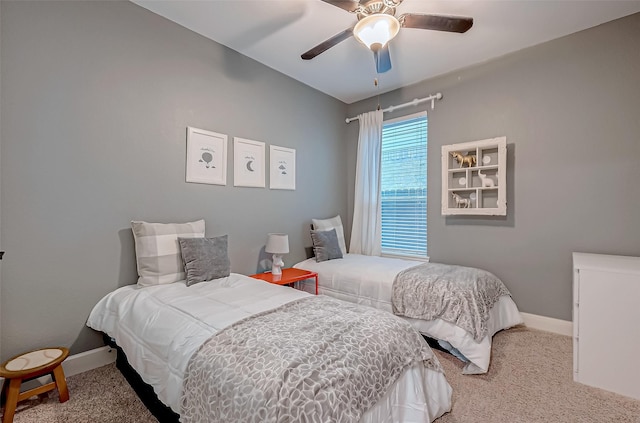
[
  {"xmin": 86, "ymin": 273, "xmax": 452, "ymax": 422},
  {"xmin": 294, "ymin": 254, "xmax": 524, "ymax": 374}
]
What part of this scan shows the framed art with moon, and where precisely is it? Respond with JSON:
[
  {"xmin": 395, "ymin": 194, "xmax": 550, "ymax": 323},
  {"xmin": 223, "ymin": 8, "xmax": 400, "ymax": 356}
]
[
  {"xmin": 185, "ymin": 126, "xmax": 228, "ymax": 186},
  {"xmin": 269, "ymin": 145, "xmax": 296, "ymax": 190},
  {"xmin": 233, "ymin": 137, "xmax": 265, "ymax": 188}
]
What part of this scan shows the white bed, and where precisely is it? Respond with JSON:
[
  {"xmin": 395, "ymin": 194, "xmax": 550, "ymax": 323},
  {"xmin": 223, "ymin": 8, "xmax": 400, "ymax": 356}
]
[
  {"xmin": 294, "ymin": 254, "xmax": 523, "ymax": 374},
  {"xmin": 87, "ymin": 273, "xmax": 452, "ymax": 422}
]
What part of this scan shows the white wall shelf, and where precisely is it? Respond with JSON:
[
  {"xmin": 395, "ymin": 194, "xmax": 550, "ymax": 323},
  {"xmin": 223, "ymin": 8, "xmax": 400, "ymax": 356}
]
[{"xmin": 441, "ymin": 137, "xmax": 507, "ymax": 216}]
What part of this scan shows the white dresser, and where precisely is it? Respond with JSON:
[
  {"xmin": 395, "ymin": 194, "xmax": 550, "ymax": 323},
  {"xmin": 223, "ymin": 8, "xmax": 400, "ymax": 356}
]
[{"xmin": 573, "ymin": 252, "xmax": 640, "ymax": 399}]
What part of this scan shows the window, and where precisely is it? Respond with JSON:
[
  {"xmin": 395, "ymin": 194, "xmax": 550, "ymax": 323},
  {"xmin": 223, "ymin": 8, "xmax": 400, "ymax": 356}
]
[{"xmin": 380, "ymin": 112, "xmax": 428, "ymax": 258}]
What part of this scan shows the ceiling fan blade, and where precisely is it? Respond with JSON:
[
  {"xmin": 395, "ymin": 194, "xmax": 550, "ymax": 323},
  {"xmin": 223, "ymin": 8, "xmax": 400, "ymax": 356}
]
[
  {"xmin": 321, "ymin": 0, "xmax": 361, "ymax": 13},
  {"xmin": 400, "ymin": 14, "xmax": 473, "ymax": 33},
  {"xmin": 373, "ymin": 44, "xmax": 392, "ymax": 74},
  {"xmin": 301, "ymin": 28, "xmax": 353, "ymax": 60}
]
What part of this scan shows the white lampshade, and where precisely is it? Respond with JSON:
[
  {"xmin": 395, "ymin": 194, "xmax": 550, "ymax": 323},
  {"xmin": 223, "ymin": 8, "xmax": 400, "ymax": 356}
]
[
  {"xmin": 353, "ymin": 14, "xmax": 400, "ymax": 51},
  {"xmin": 265, "ymin": 233, "xmax": 289, "ymax": 254}
]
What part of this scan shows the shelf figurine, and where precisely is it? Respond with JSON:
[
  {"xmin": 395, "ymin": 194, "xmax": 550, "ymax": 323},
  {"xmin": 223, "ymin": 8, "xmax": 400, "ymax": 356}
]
[
  {"xmin": 478, "ymin": 170, "xmax": 495, "ymax": 187},
  {"xmin": 451, "ymin": 151, "xmax": 476, "ymax": 168},
  {"xmin": 451, "ymin": 192, "xmax": 472, "ymax": 208}
]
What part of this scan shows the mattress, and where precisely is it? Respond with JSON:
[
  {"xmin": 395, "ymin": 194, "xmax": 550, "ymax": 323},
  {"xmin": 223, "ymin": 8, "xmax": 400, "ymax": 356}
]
[
  {"xmin": 86, "ymin": 273, "xmax": 452, "ymax": 422},
  {"xmin": 294, "ymin": 254, "xmax": 523, "ymax": 374}
]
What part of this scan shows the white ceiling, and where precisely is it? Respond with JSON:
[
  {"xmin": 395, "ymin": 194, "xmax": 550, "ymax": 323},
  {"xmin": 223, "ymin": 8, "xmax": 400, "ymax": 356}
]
[{"xmin": 132, "ymin": 0, "xmax": 640, "ymax": 104}]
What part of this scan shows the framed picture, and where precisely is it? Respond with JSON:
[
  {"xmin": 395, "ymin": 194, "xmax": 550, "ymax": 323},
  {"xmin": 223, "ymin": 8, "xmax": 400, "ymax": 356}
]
[
  {"xmin": 270, "ymin": 145, "xmax": 296, "ymax": 190},
  {"xmin": 186, "ymin": 127, "xmax": 228, "ymax": 185},
  {"xmin": 234, "ymin": 137, "xmax": 265, "ymax": 188}
]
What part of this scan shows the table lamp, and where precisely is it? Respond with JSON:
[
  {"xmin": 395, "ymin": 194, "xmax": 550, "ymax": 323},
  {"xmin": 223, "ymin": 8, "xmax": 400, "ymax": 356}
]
[{"xmin": 265, "ymin": 233, "xmax": 289, "ymax": 276}]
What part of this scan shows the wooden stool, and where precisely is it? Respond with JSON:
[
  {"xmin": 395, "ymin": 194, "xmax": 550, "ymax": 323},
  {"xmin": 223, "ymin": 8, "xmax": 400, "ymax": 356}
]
[{"xmin": 0, "ymin": 347, "xmax": 70, "ymax": 423}]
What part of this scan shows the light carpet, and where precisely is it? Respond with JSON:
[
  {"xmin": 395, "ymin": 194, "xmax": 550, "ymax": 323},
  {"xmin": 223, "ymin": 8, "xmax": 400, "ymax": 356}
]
[{"xmin": 8, "ymin": 327, "xmax": 640, "ymax": 422}]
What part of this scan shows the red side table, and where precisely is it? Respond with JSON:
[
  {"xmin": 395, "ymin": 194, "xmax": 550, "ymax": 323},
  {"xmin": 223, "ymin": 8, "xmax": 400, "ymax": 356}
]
[{"xmin": 250, "ymin": 268, "xmax": 318, "ymax": 295}]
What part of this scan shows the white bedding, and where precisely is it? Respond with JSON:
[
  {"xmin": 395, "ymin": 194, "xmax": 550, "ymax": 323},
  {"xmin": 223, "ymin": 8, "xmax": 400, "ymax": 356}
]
[
  {"xmin": 294, "ymin": 254, "xmax": 524, "ymax": 374},
  {"xmin": 87, "ymin": 273, "xmax": 452, "ymax": 422}
]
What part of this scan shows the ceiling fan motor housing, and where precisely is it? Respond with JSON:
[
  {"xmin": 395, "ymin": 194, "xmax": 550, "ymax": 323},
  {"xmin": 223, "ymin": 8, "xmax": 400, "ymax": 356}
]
[{"xmin": 356, "ymin": 0, "xmax": 401, "ymax": 20}]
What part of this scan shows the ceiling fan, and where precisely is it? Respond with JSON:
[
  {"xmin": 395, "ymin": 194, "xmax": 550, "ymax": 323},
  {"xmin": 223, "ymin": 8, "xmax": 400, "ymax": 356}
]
[{"xmin": 301, "ymin": 0, "xmax": 473, "ymax": 73}]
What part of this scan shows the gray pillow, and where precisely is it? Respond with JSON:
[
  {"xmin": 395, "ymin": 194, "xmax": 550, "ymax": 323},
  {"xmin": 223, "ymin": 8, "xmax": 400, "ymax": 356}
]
[
  {"xmin": 310, "ymin": 228, "xmax": 343, "ymax": 263},
  {"xmin": 178, "ymin": 235, "xmax": 230, "ymax": 286}
]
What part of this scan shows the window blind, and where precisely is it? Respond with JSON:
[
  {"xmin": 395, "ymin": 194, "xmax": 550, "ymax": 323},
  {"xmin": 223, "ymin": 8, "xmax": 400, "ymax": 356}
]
[{"xmin": 380, "ymin": 114, "xmax": 428, "ymax": 257}]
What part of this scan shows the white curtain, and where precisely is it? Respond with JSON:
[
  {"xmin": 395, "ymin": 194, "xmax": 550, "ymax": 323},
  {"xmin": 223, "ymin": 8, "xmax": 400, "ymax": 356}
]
[{"xmin": 349, "ymin": 109, "xmax": 384, "ymax": 256}]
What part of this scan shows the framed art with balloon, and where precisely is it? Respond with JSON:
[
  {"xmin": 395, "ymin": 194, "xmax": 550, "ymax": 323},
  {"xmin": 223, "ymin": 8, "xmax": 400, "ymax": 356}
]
[
  {"xmin": 269, "ymin": 145, "xmax": 296, "ymax": 190},
  {"xmin": 233, "ymin": 137, "xmax": 265, "ymax": 188},
  {"xmin": 186, "ymin": 127, "xmax": 228, "ymax": 186}
]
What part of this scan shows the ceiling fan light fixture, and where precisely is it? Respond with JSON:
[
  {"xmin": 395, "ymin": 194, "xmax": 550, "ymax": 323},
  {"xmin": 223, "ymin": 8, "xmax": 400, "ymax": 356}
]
[{"xmin": 353, "ymin": 14, "xmax": 400, "ymax": 51}]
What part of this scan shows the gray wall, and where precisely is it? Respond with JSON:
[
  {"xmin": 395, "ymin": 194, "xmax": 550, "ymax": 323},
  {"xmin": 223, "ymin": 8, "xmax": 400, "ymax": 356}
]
[
  {"xmin": 347, "ymin": 13, "xmax": 640, "ymax": 321},
  {"xmin": 0, "ymin": 1, "xmax": 347, "ymax": 359},
  {"xmin": 0, "ymin": 0, "xmax": 3, "ymax": 357}
]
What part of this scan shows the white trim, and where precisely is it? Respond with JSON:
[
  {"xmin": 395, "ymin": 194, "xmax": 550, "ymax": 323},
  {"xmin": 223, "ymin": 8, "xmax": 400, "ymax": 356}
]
[
  {"xmin": 521, "ymin": 312, "xmax": 573, "ymax": 336},
  {"xmin": 383, "ymin": 110, "xmax": 427, "ymax": 125},
  {"xmin": 0, "ymin": 318, "xmax": 571, "ymax": 387},
  {"xmin": 62, "ymin": 345, "xmax": 116, "ymax": 377}
]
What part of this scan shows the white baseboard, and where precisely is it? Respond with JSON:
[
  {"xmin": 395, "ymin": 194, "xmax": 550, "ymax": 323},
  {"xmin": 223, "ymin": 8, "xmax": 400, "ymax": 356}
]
[
  {"xmin": 62, "ymin": 345, "xmax": 116, "ymax": 378},
  {"xmin": 0, "ymin": 317, "xmax": 572, "ymax": 388},
  {"xmin": 38, "ymin": 345, "xmax": 116, "ymax": 385},
  {"xmin": 521, "ymin": 312, "xmax": 573, "ymax": 336}
]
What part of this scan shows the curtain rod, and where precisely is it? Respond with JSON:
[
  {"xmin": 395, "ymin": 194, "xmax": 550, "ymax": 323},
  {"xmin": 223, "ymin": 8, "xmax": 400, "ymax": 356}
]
[{"xmin": 345, "ymin": 92, "xmax": 443, "ymax": 124}]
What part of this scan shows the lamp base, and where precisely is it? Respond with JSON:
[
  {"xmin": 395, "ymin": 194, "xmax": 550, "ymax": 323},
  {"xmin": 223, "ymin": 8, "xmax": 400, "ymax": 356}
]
[{"xmin": 271, "ymin": 254, "xmax": 284, "ymax": 276}]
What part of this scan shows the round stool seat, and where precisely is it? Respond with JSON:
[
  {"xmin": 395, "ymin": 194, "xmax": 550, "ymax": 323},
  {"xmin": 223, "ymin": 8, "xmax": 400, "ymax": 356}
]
[
  {"xmin": 3, "ymin": 349, "xmax": 65, "ymax": 373},
  {"xmin": 0, "ymin": 347, "xmax": 70, "ymax": 423}
]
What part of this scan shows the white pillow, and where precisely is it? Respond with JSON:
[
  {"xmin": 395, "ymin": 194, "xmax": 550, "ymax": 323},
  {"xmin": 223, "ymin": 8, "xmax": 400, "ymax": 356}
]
[
  {"xmin": 131, "ymin": 219, "xmax": 205, "ymax": 287},
  {"xmin": 312, "ymin": 215, "xmax": 347, "ymax": 255}
]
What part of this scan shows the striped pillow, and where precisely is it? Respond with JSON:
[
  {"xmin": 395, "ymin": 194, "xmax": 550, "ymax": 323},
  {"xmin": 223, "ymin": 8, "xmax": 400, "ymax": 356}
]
[{"xmin": 131, "ymin": 220, "xmax": 205, "ymax": 287}]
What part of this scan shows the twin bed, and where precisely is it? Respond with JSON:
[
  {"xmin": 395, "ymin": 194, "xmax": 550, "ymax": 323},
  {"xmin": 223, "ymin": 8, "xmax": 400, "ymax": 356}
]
[
  {"xmin": 86, "ymin": 218, "xmax": 522, "ymax": 421},
  {"xmin": 302, "ymin": 215, "xmax": 523, "ymax": 374},
  {"xmin": 87, "ymin": 273, "xmax": 452, "ymax": 422}
]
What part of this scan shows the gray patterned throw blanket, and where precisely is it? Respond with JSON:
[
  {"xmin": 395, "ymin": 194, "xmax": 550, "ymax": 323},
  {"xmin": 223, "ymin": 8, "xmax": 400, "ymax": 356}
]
[
  {"xmin": 181, "ymin": 295, "xmax": 442, "ymax": 423},
  {"xmin": 392, "ymin": 263, "xmax": 512, "ymax": 342}
]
